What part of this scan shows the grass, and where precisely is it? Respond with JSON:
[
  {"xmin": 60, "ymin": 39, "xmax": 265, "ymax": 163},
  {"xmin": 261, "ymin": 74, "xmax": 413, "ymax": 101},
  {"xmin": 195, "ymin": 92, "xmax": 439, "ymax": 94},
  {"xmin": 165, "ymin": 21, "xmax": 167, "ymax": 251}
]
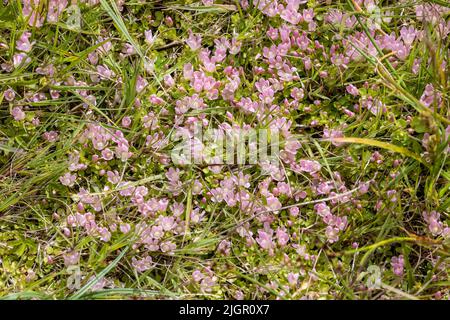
[{"xmin": 0, "ymin": 0, "xmax": 449, "ymax": 300}]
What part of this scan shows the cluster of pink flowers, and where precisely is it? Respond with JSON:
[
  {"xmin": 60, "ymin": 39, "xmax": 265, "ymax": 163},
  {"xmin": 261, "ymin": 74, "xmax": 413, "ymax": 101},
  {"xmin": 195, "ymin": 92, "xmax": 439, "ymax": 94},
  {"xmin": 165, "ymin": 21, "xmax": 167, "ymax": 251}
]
[
  {"xmin": 22, "ymin": 0, "xmax": 68, "ymax": 27},
  {"xmin": 192, "ymin": 268, "xmax": 218, "ymax": 293},
  {"xmin": 422, "ymin": 211, "xmax": 450, "ymax": 237},
  {"xmin": 2, "ymin": 0, "xmax": 449, "ymax": 298},
  {"xmin": 391, "ymin": 255, "xmax": 404, "ymax": 276},
  {"xmin": 314, "ymin": 203, "xmax": 348, "ymax": 243}
]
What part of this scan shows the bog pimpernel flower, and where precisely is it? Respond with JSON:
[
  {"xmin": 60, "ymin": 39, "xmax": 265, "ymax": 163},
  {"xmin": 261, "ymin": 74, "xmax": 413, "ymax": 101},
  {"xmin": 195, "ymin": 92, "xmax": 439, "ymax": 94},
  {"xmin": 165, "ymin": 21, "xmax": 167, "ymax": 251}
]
[{"xmin": 0, "ymin": 0, "xmax": 449, "ymax": 301}]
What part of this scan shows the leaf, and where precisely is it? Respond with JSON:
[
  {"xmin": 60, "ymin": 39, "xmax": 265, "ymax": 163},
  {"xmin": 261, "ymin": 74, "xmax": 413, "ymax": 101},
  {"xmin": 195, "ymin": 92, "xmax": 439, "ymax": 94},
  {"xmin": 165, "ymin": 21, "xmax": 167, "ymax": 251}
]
[
  {"xmin": 68, "ymin": 246, "xmax": 129, "ymax": 300},
  {"xmin": 410, "ymin": 117, "xmax": 429, "ymax": 133},
  {"xmin": 328, "ymin": 137, "xmax": 428, "ymax": 167},
  {"xmin": 99, "ymin": 0, "xmax": 143, "ymax": 58}
]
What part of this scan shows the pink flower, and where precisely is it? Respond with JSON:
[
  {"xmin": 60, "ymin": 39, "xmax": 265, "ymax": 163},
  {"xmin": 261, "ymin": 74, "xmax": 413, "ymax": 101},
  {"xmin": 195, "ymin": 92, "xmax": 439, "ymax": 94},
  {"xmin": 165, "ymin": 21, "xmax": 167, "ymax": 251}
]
[
  {"xmin": 255, "ymin": 230, "xmax": 275, "ymax": 251},
  {"xmin": 346, "ymin": 84, "xmax": 359, "ymax": 96},
  {"xmin": 160, "ymin": 241, "xmax": 176, "ymax": 253},
  {"xmin": 400, "ymin": 26, "xmax": 417, "ymax": 46},
  {"xmin": 98, "ymin": 227, "xmax": 111, "ymax": 242},
  {"xmin": 387, "ymin": 189, "xmax": 397, "ymax": 202},
  {"xmin": 42, "ymin": 131, "xmax": 59, "ymax": 142},
  {"xmin": 266, "ymin": 195, "xmax": 282, "ymax": 212},
  {"xmin": 115, "ymin": 142, "xmax": 132, "ymax": 161},
  {"xmin": 163, "ymin": 74, "xmax": 175, "ymax": 87},
  {"xmin": 325, "ymin": 226, "xmax": 340, "ymax": 243},
  {"xmin": 63, "ymin": 251, "xmax": 80, "ymax": 266},
  {"xmin": 135, "ymin": 75, "xmax": 148, "ymax": 93},
  {"xmin": 121, "ymin": 116, "xmax": 131, "ymax": 128},
  {"xmin": 412, "ymin": 58, "xmax": 421, "ymax": 74},
  {"xmin": 144, "ymin": 30, "xmax": 156, "ymax": 45},
  {"xmin": 314, "ymin": 203, "xmax": 331, "ymax": 217},
  {"xmin": 132, "ymin": 256, "xmax": 154, "ymax": 272},
  {"xmin": 323, "ymin": 128, "xmax": 344, "ymax": 146},
  {"xmin": 287, "ymin": 272, "xmax": 299, "ymax": 286},
  {"xmin": 158, "ymin": 216, "xmax": 176, "ymax": 231},
  {"xmin": 229, "ymin": 38, "xmax": 242, "ymax": 55},
  {"xmin": 47, "ymin": 0, "xmax": 68, "ymax": 23},
  {"xmin": 302, "ymin": 9, "xmax": 314, "ymax": 23},
  {"xmin": 276, "ymin": 227, "xmax": 289, "ymax": 246},
  {"xmin": 186, "ymin": 31, "xmax": 202, "ymax": 51},
  {"xmin": 11, "ymin": 106, "xmax": 26, "ymax": 121},
  {"xmin": 97, "ymin": 64, "xmax": 115, "ymax": 80},
  {"xmin": 192, "ymin": 270, "xmax": 204, "ymax": 282},
  {"xmin": 4, "ymin": 89, "xmax": 15, "ymax": 101},
  {"xmin": 280, "ymin": 8, "xmax": 302, "ymax": 25},
  {"xmin": 107, "ymin": 170, "xmax": 120, "ymax": 184},
  {"xmin": 299, "ymin": 159, "xmax": 321, "ymax": 173},
  {"xmin": 420, "ymin": 84, "xmax": 442, "ymax": 109},
  {"xmin": 13, "ymin": 53, "xmax": 31, "ymax": 68},
  {"xmin": 96, "ymin": 36, "xmax": 113, "ymax": 55},
  {"xmin": 423, "ymin": 211, "xmax": 444, "ymax": 236},
  {"xmin": 149, "ymin": 94, "xmax": 165, "ymax": 105},
  {"xmin": 16, "ymin": 31, "xmax": 33, "ymax": 52},
  {"xmin": 88, "ymin": 51, "xmax": 98, "ymax": 65},
  {"xmin": 391, "ymin": 255, "xmax": 404, "ymax": 276},
  {"xmin": 120, "ymin": 223, "xmax": 131, "ymax": 234},
  {"xmin": 183, "ymin": 63, "xmax": 194, "ymax": 80},
  {"xmin": 59, "ymin": 172, "xmax": 77, "ymax": 187},
  {"xmin": 290, "ymin": 87, "xmax": 304, "ymax": 100},
  {"xmin": 101, "ymin": 148, "xmax": 114, "ymax": 160}
]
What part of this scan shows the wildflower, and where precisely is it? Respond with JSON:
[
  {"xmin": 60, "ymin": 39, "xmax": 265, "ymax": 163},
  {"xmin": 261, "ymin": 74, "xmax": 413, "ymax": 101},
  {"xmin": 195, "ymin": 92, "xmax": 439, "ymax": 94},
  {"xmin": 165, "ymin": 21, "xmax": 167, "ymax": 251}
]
[
  {"xmin": 290, "ymin": 87, "xmax": 304, "ymax": 100},
  {"xmin": 98, "ymin": 227, "xmax": 111, "ymax": 242},
  {"xmin": 280, "ymin": 7, "xmax": 302, "ymax": 25},
  {"xmin": 423, "ymin": 211, "xmax": 444, "ymax": 236},
  {"xmin": 299, "ymin": 159, "xmax": 321, "ymax": 173},
  {"xmin": 276, "ymin": 227, "xmax": 289, "ymax": 246},
  {"xmin": 144, "ymin": 30, "xmax": 156, "ymax": 45},
  {"xmin": 420, "ymin": 84, "xmax": 442, "ymax": 109},
  {"xmin": 186, "ymin": 31, "xmax": 202, "ymax": 51},
  {"xmin": 325, "ymin": 226, "xmax": 340, "ymax": 243},
  {"xmin": 391, "ymin": 255, "xmax": 404, "ymax": 276},
  {"xmin": 217, "ymin": 240, "xmax": 231, "ymax": 255},
  {"xmin": 115, "ymin": 142, "xmax": 132, "ymax": 161},
  {"xmin": 229, "ymin": 37, "xmax": 242, "ymax": 55},
  {"xmin": 13, "ymin": 53, "xmax": 31, "ymax": 68},
  {"xmin": 266, "ymin": 195, "xmax": 282, "ymax": 212},
  {"xmin": 346, "ymin": 84, "xmax": 359, "ymax": 96},
  {"xmin": 287, "ymin": 272, "xmax": 299, "ymax": 286},
  {"xmin": 149, "ymin": 95, "xmax": 165, "ymax": 105},
  {"xmin": 47, "ymin": 0, "xmax": 68, "ymax": 23},
  {"xmin": 101, "ymin": 148, "xmax": 114, "ymax": 161},
  {"xmin": 11, "ymin": 106, "xmax": 26, "ymax": 121},
  {"xmin": 96, "ymin": 36, "xmax": 113, "ymax": 55},
  {"xmin": 160, "ymin": 241, "xmax": 176, "ymax": 253},
  {"xmin": 16, "ymin": 31, "xmax": 33, "ymax": 52},
  {"xmin": 97, "ymin": 64, "xmax": 115, "ymax": 80},
  {"xmin": 163, "ymin": 74, "xmax": 175, "ymax": 87},
  {"xmin": 412, "ymin": 58, "xmax": 421, "ymax": 74},
  {"xmin": 135, "ymin": 75, "xmax": 148, "ymax": 93},
  {"xmin": 120, "ymin": 223, "xmax": 131, "ymax": 234},
  {"xmin": 255, "ymin": 229, "xmax": 274, "ymax": 251},
  {"xmin": 59, "ymin": 173, "xmax": 77, "ymax": 187},
  {"xmin": 400, "ymin": 26, "xmax": 417, "ymax": 46},
  {"xmin": 387, "ymin": 190, "xmax": 397, "ymax": 202},
  {"xmin": 132, "ymin": 256, "xmax": 154, "ymax": 272},
  {"xmin": 121, "ymin": 116, "xmax": 131, "ymax": 128},
  {"xmin": 63, "ymin": 251, "xmax": 80, "ymax": 267},
  {"xmin": 4, "ymin": 88, "xmax": 15, "ymax": 101},
  {"xmin": 88, "ymin": 52, "xmax": 98, "ymax": 65},
  {"xmin": 323, "ymin": 128, "xmax": 344, "ymax": 146}
]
